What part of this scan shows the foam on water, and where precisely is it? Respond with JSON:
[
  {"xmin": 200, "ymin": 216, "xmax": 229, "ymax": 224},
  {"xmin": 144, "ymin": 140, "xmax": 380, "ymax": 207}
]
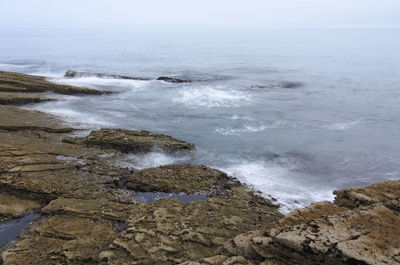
[
  {"xmin": 30, "ymin": 102, "xmax": 115, "ymax": 128},
  {"xmin": 323, "ymin": 121, "xmax": 360, "ymax": 130},
  {"xmin": 49, "ymin": 77, "xmax": 150, "ymax": 92},
  {"xmin": 221, "ymin": 160, "xmax": 334, "ymax": 213},
  {"xmin": 117, "ymin": 152, "xmax": 192, "ymax": 170},
  {"xmin": 174, "ymin": 86, "xmax": 251, "ymax": 108},
  {"xmin": 215, "ymin": 124, "xmax": 269, "ymax": 136}
]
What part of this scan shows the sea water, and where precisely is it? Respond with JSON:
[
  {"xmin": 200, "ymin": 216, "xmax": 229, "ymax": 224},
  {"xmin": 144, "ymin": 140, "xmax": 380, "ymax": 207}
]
[{"xmin": 1, "ymin": 27, "xmax": 399, "ymax": 212}]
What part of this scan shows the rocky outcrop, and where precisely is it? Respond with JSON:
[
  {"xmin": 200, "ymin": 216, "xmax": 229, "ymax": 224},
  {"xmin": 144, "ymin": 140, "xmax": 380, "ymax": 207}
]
[
  {"xmin": 202, "ymin": 181, "xmax": 400, "ymax": 265},
  {"xmin": 126, "ymin": 164, "xmax": 240, "ymax": 196},
  {"xmin": 64, "ymin": 70, "xmax": 192, "ymax": 83},
  {"xmin": 157, "ymin": 76, "xmax": 192, "ymax": 83},
  {"xmin": 0, "ymin": 70, "xmax": 109, "ymax": 95},
  {"xmin": 65, "ymin": 128, "xmax": 196, "ymax": 154},
  {"xmin": 64, "ymin": 70, "xmax": 151, "ymax": 81}
]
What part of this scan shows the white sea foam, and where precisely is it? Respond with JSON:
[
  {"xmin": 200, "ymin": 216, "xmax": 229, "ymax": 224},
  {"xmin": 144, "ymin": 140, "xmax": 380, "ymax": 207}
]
[
  {"xmin": 215, "ymin": 124, "xmax": 269, "ymax": 136},
  {"xmin": 48, "ymin": 77, "xmax": 149, "ymax": 92},
  {"xmin": 174, "ymin": 86, "xmax": 251, "ymax": 108},
  {"xmin": 118, "ymin": 152, "xmax": 191, "ymax": 170},
  {"xmin": 30, "ymin": 104, "xmax": 114, "ymax": 128},
  {"xmin": 220, "ymin": 160, "xmax": 334, "ymax": 213},
  {"xmin": 323, "ymin": 121, "xmax": 360, "ymax": 130},
  {"xmin": 215, "ymin": 121, "xmax": 288, "ymax": 136},
  {"xmin": 230, "ymin": 115, "xmax": 254, "ymax": 121}
]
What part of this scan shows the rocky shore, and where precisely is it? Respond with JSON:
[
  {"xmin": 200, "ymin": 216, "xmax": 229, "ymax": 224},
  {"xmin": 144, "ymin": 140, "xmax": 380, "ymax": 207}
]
[{"xmin": 0, "ymin": 70, "xmax": 399, "ymax": 264}]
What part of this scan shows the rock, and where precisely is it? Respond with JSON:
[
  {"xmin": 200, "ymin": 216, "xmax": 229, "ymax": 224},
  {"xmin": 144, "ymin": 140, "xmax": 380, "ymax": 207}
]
[
  {"xmin": 280, "ymin": 81, "xmax": 303, "ymax": 89},
  {"xmin": 43, "ymin": 197, "xmax": 137, "ymax": 221},
  {"xmin": 105, "ymin": 193, "xmax": 281, "ymax": 264},
  {"xmin": 157, "ymin": 76, "xmax": 192, "ymax": 83},
  {"xmin": 334, "ymin": 180, "xmax": 400, "ymax": 211},
  {"xmin": 0, "ymin": 70, "xmax": 109, "ymax": 95},
  {"xmin": 0, "ymin": 92, "xmax": 54, "ymax": 105},
  {"xmin": 250, "ymin": 81, "xmax": 304, "ymax": 90},
  {"xmin": 64, "ymin": 70, "xmax": 151, "ymax": 81},
  {"xmin": 0, "ymin": 193, "xmax": 40, "ymax": 219},
  {"xmin": 1, "ymin": 215, "xmax": 118, "ymax": 265},
  {"xmin": 78, "ymin": 128, "xmax": 196, "ymax": 154},
  {"xmin": 214, "ymin": 181, "xmax": 400, "ymax": 265},
  {"xmin": 126, "ymin": 164, "xmax": 240, "ymax": 196}
]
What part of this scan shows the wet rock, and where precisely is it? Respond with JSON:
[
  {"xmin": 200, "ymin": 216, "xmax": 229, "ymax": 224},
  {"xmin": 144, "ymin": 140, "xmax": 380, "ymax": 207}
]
[
  {"xmin": 213, "ymin": 181, "xmax": 400, "ymax": 265},
  {"xmin": 104, "ymin": 192, "xmax": 281, "ymax": 264},
  {"xmin": 126, "ymin": 164, "xmax": 240, "ymax": 196},
  {"xmin": 64, "ymin": 70, "xmax": 151, "ymax": 81},
  {"xmin": 1, "ymin": 215, "xmax": 118, "ymax": 265},
  {"xmin": 75, "ymin": 128, "xmax": 196, "ymax": 154},
  {"xmin": 280, "ymin": 81, "xmax": 303, "ymax": 89},
  {"xmin": 157, "ymin": 76, "xmax": 192, "ymax": 83},
  {"xmin": 0, "ymin": 193, "xmax": 40, "ymax": 219},
  {"xmin": 0, "ymin": 92, "xmax": 54, "ymax": 105},
  {"xmin": 42, "ymin": 197, "xmax": 137, "ymax": 221},
  {"xmin": 250, "ymin": 81, "xmax": 304, "ymax": 90},
  {"xmin": 0, "ymin": 70, "xmax": 109, "ymax": 95}
]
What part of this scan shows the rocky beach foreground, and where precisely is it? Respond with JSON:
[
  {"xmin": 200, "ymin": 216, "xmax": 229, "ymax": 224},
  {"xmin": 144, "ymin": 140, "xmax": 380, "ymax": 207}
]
[{"xmin": 0, "ymin": 70, "xmax": 399, "ymax": 264}]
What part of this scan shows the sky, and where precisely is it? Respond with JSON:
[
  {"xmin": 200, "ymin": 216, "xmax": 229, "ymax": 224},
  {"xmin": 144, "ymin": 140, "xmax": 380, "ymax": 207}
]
[{"xmin": 1, "ymin": 0, "xmax": 400, "ymax": 29}]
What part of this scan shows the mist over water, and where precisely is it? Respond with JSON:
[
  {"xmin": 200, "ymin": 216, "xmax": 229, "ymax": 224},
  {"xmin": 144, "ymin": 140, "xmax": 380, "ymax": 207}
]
[{"xmin": 1, "ymin": 28, "xmax": 400, "ymax": 212}]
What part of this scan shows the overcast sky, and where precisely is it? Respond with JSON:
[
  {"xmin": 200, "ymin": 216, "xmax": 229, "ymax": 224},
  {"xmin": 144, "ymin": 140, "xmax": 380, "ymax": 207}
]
[{"xmin": 1, "ymin": 0, "xmax": 400, "ymax": 29}]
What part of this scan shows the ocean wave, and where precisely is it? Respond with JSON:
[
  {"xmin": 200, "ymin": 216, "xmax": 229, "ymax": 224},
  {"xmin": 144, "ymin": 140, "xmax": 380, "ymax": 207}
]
[
  {"xmin": 174, "ymin": 86, "xmax": 251, "ymax": 108},
  {"xmin": 220, "ymin": 160, "xmax": 334, "ymax": 213},
  {"xmin": 29, "ymin": 103, "xmax": 115, "ymax": 128},
  {"xmin": 48, "ymin": 76, "xmax": 150, "ymax": 92}
]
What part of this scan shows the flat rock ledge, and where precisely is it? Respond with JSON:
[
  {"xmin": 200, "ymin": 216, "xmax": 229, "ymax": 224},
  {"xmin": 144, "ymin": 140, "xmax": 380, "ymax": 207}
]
[
  {"xmin": 64, "ymin": 128, "xmax": 196, "ymax": 154},
  {"xmin": 193, "ymin": 180, "xmax": 400, "ymax": 265}
]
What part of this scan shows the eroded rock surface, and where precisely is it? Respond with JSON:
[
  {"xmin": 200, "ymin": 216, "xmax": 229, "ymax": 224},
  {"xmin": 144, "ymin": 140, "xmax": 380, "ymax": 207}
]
[
  {"xmin": 126, "ymin": 164, "xmax": 240, "ymax": 196},
  {"xmin": 202, "ymin": 181, "xmax": 400, "ymax": 265},
  {"xmin": 66, "ymin": 128, "xmax": 196, "ymax": 154}
]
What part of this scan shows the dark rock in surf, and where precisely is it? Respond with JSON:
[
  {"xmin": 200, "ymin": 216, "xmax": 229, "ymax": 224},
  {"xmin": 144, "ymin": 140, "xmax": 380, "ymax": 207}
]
[
  {"xmin": 156, "ymin": 76, "xmax": 192, "ymax": 83},
  {"xmin": 280, "ymin": 81, "xmax": 303, "ymax": 88},
  {"xmin": 250, "ymin": 81, "xmax": 304, "ymax": 90},
  {"xmin": 64, "ymin": 70, "xmax": 151, "ymax": 81}
]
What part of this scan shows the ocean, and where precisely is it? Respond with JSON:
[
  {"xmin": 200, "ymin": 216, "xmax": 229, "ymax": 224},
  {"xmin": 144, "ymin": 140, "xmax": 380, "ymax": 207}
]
[{"xmin": 1, "ymin": 27, "xmax": 399, "ymax": 212}]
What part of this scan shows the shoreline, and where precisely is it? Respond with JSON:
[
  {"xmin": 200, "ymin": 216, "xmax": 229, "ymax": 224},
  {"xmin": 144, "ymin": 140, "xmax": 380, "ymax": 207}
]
[{"xmin": 0, "ymin": 70, "xmax": 399, "ymax": 264}]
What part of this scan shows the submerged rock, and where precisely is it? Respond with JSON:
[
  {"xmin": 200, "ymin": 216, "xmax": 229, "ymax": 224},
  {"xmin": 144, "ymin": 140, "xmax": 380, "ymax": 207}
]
[
  {"xmin": 250, "ymin": 81, "xmax": 304, "ymax": 90},
  {"xmin": 64, "ymin": 70, "xmax": 151, "ymax": 81},
  {"xmin": 156, "ymin": 76, "xmax": 192, "ymax": 83},
  {"xmin": 69, "ymin": 128, "xmax": 196, "ymax": 154}
]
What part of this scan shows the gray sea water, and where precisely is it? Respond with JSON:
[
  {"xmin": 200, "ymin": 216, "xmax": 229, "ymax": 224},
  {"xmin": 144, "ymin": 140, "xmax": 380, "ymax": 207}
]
[{"xmin": 1, "ymin": 27, "xmax": 399, "ymax": 212}]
